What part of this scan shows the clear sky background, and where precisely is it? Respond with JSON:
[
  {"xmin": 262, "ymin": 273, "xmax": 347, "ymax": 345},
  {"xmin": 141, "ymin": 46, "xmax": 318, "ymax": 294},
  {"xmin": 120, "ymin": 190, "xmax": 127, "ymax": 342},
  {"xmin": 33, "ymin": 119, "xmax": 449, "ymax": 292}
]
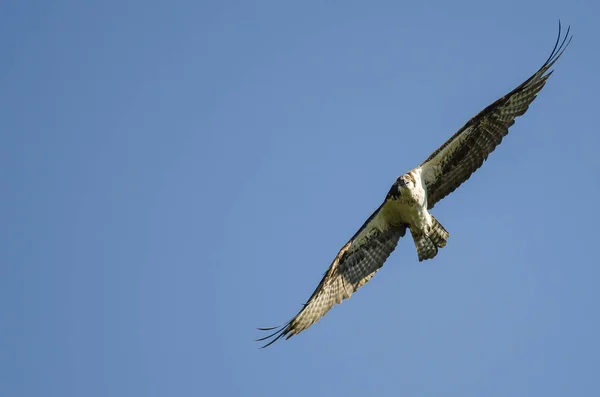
[{"xmin": 1, "ymin": 1, "xmax": 599, "ymax": 396}]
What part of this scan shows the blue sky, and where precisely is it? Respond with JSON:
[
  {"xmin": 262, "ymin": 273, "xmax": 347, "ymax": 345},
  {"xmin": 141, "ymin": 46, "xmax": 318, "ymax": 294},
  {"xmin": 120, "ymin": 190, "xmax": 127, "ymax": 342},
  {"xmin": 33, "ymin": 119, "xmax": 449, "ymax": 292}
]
[{"xmin": 1, "ymin": 1, "xmax": 599, "ymax": 396}]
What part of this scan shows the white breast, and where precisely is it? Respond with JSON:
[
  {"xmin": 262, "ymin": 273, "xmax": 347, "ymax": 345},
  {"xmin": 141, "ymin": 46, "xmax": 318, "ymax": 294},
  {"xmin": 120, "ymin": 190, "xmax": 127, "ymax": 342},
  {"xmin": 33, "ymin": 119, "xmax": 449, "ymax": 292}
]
[{"xmin": 384, "ymin": 168, "xmax": 431, "ymax": 230}]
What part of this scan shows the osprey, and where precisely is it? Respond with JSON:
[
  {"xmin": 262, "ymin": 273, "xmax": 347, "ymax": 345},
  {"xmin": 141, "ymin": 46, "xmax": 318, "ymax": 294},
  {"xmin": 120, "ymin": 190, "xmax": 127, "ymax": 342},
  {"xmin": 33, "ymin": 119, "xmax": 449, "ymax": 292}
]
[{"xmin": 258, "ymin": 24, "xmax": 572, "ymax": 348}]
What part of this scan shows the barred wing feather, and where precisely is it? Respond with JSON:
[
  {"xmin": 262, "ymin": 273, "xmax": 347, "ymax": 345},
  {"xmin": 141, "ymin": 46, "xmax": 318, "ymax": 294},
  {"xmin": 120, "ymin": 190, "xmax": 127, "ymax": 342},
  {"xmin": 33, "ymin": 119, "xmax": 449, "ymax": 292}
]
[
  {"xmin": 420, "ymin": 24, "xmax": 571, "ymax": 209},
  {"xmin": 258, "ymin": 206, "xmax": 406, "ymax": 348}
]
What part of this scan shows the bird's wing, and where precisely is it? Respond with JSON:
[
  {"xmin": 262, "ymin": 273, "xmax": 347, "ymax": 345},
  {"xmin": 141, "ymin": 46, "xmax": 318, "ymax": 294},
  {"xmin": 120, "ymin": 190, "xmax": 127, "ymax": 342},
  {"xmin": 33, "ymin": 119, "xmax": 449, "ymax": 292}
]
[
  {"xmin": 420, "ymin": 24, "xmax": 571, "ymax": 210},
  {"xmin": 258, "ymin": 203, "xmax": 406, "ymax": 348}
]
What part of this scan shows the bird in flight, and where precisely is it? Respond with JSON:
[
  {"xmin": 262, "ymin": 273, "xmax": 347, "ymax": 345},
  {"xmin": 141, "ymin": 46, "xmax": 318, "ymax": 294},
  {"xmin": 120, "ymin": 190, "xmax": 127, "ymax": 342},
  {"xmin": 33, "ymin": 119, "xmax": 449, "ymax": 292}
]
[{"xmin": 258, "ymin": 24, "xmax": 572, "ymax": 348}]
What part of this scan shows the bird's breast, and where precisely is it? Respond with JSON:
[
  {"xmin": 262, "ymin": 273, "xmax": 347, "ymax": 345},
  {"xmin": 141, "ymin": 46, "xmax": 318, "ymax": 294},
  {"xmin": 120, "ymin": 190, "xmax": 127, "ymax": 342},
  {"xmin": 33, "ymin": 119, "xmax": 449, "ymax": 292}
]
[{"xmin": 383, "ymin": 197, "xmax": 425, "ymax": 227}]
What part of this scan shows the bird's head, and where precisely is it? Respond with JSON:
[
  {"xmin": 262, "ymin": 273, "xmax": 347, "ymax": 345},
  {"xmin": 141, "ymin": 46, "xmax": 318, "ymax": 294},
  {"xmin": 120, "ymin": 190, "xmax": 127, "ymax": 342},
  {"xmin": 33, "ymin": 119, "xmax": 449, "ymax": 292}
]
[
  {"xmin": 398, "ymin": 174, "xmax": 415, "ymax": 189},
  {"xmin": 388, "ymin": 173, "xmax": 416, "ymax": 199}
]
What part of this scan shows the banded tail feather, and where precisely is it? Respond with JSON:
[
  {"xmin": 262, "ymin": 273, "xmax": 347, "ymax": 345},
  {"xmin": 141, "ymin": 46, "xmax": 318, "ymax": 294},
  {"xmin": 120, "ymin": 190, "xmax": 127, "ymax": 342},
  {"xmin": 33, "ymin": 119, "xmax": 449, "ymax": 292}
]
[{"xmin": 411, "ymin": 216, "xmax": 449, "ymax": 262}]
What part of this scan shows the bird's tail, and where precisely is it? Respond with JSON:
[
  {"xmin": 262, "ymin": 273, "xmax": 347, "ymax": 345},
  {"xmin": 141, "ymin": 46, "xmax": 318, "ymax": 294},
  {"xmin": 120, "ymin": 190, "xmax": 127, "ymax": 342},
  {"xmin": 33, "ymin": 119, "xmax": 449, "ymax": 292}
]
[
  {"xmin": 411, "ymin": 216, "xmax": 449, "ymax": 262},
  {"xmin": 429, "ymin": 216, "xmax": 449, "ymax": 248}
]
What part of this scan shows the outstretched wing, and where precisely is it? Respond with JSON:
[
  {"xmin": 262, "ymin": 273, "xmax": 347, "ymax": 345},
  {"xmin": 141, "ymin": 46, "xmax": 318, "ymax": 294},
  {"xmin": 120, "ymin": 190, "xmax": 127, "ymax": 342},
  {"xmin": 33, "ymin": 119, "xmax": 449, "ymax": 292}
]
[
  {"xmin": 258, "ymin": 204, "xmax": 406, "ymax": 348},
  {"xmin": 420, "ymin": 23, "xmax": 572, "ymax": 209}
]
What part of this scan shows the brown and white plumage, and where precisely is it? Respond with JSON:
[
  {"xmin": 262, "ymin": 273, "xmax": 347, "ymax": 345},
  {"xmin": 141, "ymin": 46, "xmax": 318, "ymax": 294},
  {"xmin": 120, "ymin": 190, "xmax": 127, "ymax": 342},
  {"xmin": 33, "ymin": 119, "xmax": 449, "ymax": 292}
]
[{"xmin": 258, "ymin": 24, "xmax": 571, "ymax": 348}]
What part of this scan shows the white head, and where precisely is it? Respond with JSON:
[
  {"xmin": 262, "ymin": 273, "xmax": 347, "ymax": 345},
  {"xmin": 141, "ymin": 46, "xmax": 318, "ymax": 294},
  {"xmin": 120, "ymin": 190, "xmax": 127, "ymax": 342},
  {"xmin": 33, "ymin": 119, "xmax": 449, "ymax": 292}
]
[
  {"xmin": 397, "ymin": 173, "xmax": 416, "ymax": 190},
  {"xmin": 387, "ymin": 172, "xmax": 417, "ymax": 199}
]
